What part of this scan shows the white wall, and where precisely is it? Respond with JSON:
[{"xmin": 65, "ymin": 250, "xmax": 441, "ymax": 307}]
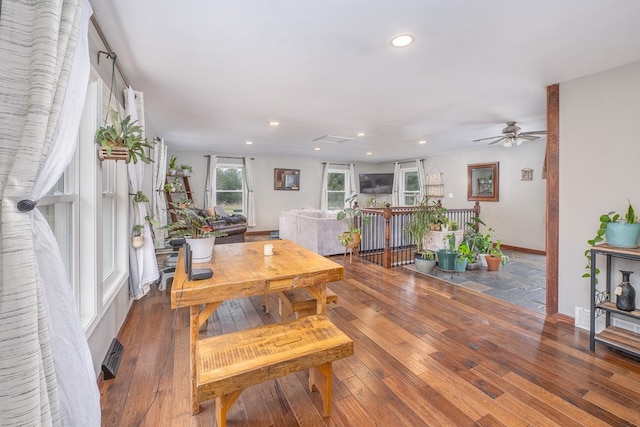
[
  {"xmin": 423, "ymin": 142, "xmax": 547, "ymax": 252},
  {"xmin": 559, "ymin": 60, "xmax": 640, "ymax": 316}
]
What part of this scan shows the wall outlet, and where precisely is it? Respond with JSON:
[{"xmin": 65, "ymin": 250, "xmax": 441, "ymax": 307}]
[{"xmin": 448, "ymin": 193, "xmax": 454, "ymax": 198}]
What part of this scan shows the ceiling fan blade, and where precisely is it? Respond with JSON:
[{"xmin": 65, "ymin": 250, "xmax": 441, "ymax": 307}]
[
  {"xmin": 521, "ymin": 130, "xmax": 546, "ymax": 136},
  {"xmin": 517, "ymin": 135, "xmax": 540, "ymax": 141},
  {"xmin": 473, "ymin": 135, "xmax": 503, "ymax": 142},
  {"xmin": 488, "ymin": 137, "xmax": 507, "ymax": 145}
]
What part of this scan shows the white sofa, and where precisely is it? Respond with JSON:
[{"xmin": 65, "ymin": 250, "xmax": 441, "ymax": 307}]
[{"xmin": 279, "ymin": 209, "xmax": 348, "ymax": 256}]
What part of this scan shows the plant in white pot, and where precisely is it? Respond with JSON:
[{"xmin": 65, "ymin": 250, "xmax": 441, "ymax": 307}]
[{"xmin": 164, "ymin": 204, "xmax": 227, "ymax": 263}]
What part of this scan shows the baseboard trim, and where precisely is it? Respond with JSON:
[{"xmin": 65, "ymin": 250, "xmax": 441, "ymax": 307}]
[
  {"xmin": 500, "ymin": 244, "xmax": 545, "ymax": 256},
  {"xmin": 245, "ymin": 230, "xmax": 274, "ymax": 237}
]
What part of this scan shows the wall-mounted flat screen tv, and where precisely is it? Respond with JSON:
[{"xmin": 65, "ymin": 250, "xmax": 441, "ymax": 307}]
[{"xmin": 359, "ymin": 173, "xmax": 394, "ymax": 194}]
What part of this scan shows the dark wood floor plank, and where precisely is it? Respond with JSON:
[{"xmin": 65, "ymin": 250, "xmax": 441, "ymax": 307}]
[{"xmin": 100, "ymin": 250, "xmax": 640, "ymax": 426}]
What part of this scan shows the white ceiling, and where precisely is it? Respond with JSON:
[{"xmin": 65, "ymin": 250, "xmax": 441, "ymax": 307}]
[{"xmin": 89, "ymin": 0, "xmax": 640, "ymax": 162}]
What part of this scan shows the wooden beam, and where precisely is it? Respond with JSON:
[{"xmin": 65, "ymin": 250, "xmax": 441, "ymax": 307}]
[{"xmin": 546, "ymin": 83, "xmax": 560, "ymax": 315}]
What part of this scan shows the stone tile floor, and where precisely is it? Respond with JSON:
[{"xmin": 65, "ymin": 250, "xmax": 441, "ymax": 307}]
[{"xmin": 405, "ymin": 250, "xmax": 547, "ymax": 314}]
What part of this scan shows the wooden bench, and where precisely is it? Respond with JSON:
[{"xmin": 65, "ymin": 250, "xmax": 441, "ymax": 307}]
[
  {"xmin": 195, "ymin": 314, "xmax": 353, "ymax": 426},
  {"xmin": 278, "ymin": 288, "xmax": 338, "ymax": 320}
]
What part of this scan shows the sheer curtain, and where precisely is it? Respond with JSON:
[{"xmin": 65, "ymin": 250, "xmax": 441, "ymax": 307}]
[
  {"xmin": 152, "ymin": 137, "xmax": 168, "ymax": 246},
  {"xmin": 0, "ymin": 1, "xmax": 100, "ymax": 425},
  {"xmin": 347, "ymin": 164, "xmax": 357, "ymax": 199},
  {"xmin": 243, "ymin": 157, "xmax": 256, "ymax": 227},
  {"xmin": 126, "ymin": 87, "xmax": 159, "ymax": 298},
  {"xmin": 320, "ymin": 162, "xmax": 330, "ymax": 209},
  {"xmin": 205, "ymin": 155, "xmax": 219, "ymax": 207},
  {"xmin": 416, "ymin": 159, "xmax": 427, "ymax": 200},
  {"xmin": 391, "ymin": 162, "xmax": 401, "ymax": 206}
]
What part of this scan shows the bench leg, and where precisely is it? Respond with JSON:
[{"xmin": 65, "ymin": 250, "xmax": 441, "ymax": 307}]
[
  {"xmin": 309, "ymin": 362, "xmax": 333, "ymax": 417},
  {"xmin": 216, "ymin": 390, "xmax": 244, "ymax": 427},
  {"xmin": 262, "ymin": 294, "xmax": 270, "ymax": 313}
]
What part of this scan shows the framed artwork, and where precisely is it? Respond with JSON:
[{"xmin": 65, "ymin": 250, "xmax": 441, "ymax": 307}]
[
  {"xmin": 521, "ymin": 168, "xmax": 533, "ymax": 181},
  {"xmin": 467, "ymin": 162, "xmax": 499, "ymax": 202},
  {"xmin": 274, "ymin": 168, "xmax": 300, "ymax": 190}
]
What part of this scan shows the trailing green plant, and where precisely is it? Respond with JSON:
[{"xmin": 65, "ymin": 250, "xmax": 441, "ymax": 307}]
[
  {"xmin": 583, "ymin": 200, "xmax": 639, "ymax": 283},
  {"xmin": 180, "ymin": 164, "xmax": 193, "ymax": 174},
  {"xmin": 416, "ymin": 249, "xmax": 436, "ymax": 260},
  {"xmin": 95, "ymin": 108, "xmax": 154, "ymax": 164},
  {"xmin": 456, "ymin": 241, "xmax": 477, "ymax": 264}
]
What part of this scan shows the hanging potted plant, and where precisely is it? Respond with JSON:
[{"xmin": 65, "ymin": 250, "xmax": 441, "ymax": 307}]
[
  {"xmin": 337, "ymin": 194, "xmax": 371, "ymax": 250},
  {"xmin": 95, "ymin": 108, "xmax": 154, "ymax": 163},
  {"xmin": 131, "ymin": 224, "xmax": 145, "ymax": 249}
]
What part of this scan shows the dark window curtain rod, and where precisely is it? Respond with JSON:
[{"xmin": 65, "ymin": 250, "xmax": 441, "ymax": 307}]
[
  {"xmin": 91, "ymin": 16, "xmax": 131, "ymax": 88},
  {"xmin": 396, "ymin": 158, "xmax": 425, "ymax": 165},
  {"xmin": 321, "ymin": 162, "xmax": 352, "ymax": 166},
  {"xmin": 203, "ymin": 155, "xmax": 255, "ymax": 160}
]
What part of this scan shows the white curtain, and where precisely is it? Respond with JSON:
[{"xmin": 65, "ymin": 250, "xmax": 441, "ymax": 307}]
[
  {"xmin": 391, "ymin": 162, "xmax": 401, "ymax": 206},
  {"xmin": 347, "ymin": 163, "xmax": 357, "ymax": 200},
  {"xmin": 320, "ymin": 162, "xmax": 330, "ymax": 209},
  {"xmin": 152, "ymin": 137, "xmax": 168, "ymax": 246},
  {"xmin": 0, "ymin": 1, "xmax": 100, "ymax": 425},
  {"xmin": 205, "ymin": 155, "xmax": 219, "ymax": 207},
  {"xmin": 126, "ymin": 87, "xmax": 159, "ymax": 298},
  {"xmin": 416, "ymin": 159, "xmax": 427, "ymax": 200},
  {"xmin": 243, "ymin": 157, "xmax": 256, "ymax": 227}
]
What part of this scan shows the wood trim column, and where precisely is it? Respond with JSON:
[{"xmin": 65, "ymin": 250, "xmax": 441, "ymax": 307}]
[{"xmin": 546, "ymin": 84, "xmax": 559, "ymax": 315}]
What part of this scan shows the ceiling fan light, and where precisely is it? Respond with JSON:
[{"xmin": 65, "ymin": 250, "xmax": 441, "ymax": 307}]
[
  {"xmin": 503, "ymin": 140, "xmax": 512, "ymax": 148},
  {"xmin": 516, "ymin": 138, "xmax": 524, "ymax": 146}
]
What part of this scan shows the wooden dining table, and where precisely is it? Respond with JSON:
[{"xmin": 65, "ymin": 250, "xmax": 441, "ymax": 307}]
[{"xmin": 170, "ymin": 239, "xmax": 345, "ymax": 412}]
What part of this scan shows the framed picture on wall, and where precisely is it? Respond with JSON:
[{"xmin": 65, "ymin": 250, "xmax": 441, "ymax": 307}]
[{"xmin": 274, "ymin": 168, "xmax": 300, "ymax": 190}]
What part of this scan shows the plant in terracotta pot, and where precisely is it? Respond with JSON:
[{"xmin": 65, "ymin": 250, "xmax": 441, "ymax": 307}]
[
  {"xmin": 583, "ymin": 200, "xmax": 640, "ymax": 283},
  {"xmin": 337, "ymin": 194, "xmax": 371, "ymax": 249},
  {"xmin": 484, "ymin": 227, "xmax": 508, "ymax": 271},
  {"xmin": 95, "ymin": 108, "xmax": 154, "ymax": 163}
]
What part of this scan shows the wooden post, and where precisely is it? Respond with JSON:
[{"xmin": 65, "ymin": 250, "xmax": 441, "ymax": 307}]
[{"xmin": 383, "ymin": 203, "xmax": 392, "ymax": 268}]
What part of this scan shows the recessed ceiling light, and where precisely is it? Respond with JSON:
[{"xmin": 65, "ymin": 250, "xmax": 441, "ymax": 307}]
[
  {"xmin": 418, "ymin": 140, "xmax": 427, "ymax": 145},
  {"xmin": 366, "ymin": 152, "xmax": 373, "ymax": 156},
  {"xmin": 268, "ymin": 121, "xmax": 279, "ymax": 126},
  {"xmin": 357, "ymin": 132, "xmax": 365, "ymax": 137},
  {"xmin": 245, "ymin": 140, "xmax": 253, "ymax": 145},
  {"xmin": 390, "ymin": 33, "xmax": 415, "ymax": 48},
  {"xmin": 314, "ymin": 147, "xmax": 320, "ymax": 151}
]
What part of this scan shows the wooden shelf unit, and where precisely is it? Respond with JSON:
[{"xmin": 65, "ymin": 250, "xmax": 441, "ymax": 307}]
[
  {"xmin": 590, "ymin": 244, "xmax": 640, "ymax": 357},
  {"xmin": 165, "ymin": 175, "xmax": 193, "ymax": 223}
]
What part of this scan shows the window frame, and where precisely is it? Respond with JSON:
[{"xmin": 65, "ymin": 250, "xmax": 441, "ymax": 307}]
[
  {"xmin": 401, "ymin": 168, "xmax": 420, "ymax": 206},
  {"xmin": 215, "ymin": 163, "xmax": 245, "ymax": 215},
  {"xmin": 327, "ymin": 169, "xmax": 348, "ymax": 210}
]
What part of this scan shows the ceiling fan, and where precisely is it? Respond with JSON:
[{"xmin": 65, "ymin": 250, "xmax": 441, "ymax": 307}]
[{"xmin": 473, "ymin": 121, "xmax": 546, "ymax": 147}]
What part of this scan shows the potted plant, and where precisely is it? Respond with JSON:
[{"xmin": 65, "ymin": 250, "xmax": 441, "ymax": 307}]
[
  {"xmin": 337, "ymin": 194, "xmax": 371, "ymax": 249},
  {"xmin": 164, "ymin": 204, "xmax": 227, "ymax": 263},
  {"xmin": 95, "ymin": 108, "xmax": 154, "ymax": 163},
  {"xmin": 180, "ymin": 163, "xmax": 193, "ymax": 176},
  {"xmin": 484, "ymin": 227, "xmax": 508, "ymax": 271},
  {"xmin": 584, "ymin": 200, "xmax": 640, "ymax": 283},
  {"xmin": 131, "ymin": 224, "xmax": 145, "ymax": 248},
  {"xmin": 456, "ymin": 240, "xmax": 477, "ymax": 272},
  {"xmin": 405, "ymin": 196, "xmax": 437, "ymax": 273},
  {"xmin": 437, "ymin": 233, "xmax": 458, "ymax": 271},
  {"xmin": 167, "ymin": 155, "xmax": 178, "ymax": 175}
]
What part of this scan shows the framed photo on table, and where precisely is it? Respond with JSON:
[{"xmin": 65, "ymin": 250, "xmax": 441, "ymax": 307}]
[{"xmin": 274, "ymin": 168, "xmax": 300, "ymax": 190}]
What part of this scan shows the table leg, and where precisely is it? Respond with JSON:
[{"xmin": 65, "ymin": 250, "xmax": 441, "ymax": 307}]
[{"xmin": 190, "ymin": 305, "xmax": 200, "ymax": 414}]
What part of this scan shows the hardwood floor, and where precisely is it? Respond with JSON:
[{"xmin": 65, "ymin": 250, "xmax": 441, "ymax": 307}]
[{"xmin": 100, "ymin": 253, "xmax": 640, "ymax": 426}]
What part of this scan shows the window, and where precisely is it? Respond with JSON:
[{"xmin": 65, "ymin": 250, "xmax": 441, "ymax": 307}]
[
  {"xmin": 401, "ymin": 168, "xmax": 420, "ymax": 205},
  {"xmin": 327, "ymin": 170, "xmax": 347, "ymax": 210},
  {"xmin": 39, "ymin": 157, "xmax": 78, "ymax": 303},
  {"xmin": 216, "ymin": 164, "xmax": 244, "ymax": 214}
]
